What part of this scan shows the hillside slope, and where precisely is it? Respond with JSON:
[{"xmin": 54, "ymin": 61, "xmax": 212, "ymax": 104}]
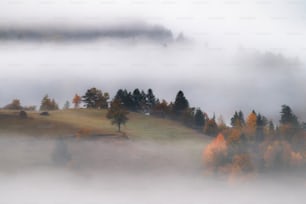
[{"xmin": 0, "ymin": 109, "xmax": 210, "ymax": 142}]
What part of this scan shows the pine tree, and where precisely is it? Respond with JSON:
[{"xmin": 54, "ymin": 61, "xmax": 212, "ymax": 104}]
[
  {"xmin": 231, "ymin": 111, "xmax": 245, "ymax": 128},
  {"xmin": 194, "ymin": 108, "xmax": 205, "ymax": 128},
  {"xmin": 146, "ymin": 88, "xmax": 156, "ymax": 107},
  {"xmin": 280, "ymin": 105, "xmax": 299, "ymax": 127},
  {"xmin": 173, "ymin": 90, "xmax": 189, "ymax": 115}
]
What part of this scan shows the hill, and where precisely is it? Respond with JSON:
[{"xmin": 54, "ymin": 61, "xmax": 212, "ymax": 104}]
[{"xmin": 0, "ymin": 109, "xmax": 210, "ymax": 142}]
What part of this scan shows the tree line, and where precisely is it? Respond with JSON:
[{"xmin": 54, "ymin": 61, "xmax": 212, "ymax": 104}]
[
  {"xmin": 203, "ymin": 105, "xmax": 306, "ymax": 176},
  {"xmin": 2, "ymin": 87, "xmax": 305, "ymax": 174},
  {"xmin": 2, "ymin": 87, "xmax": 306, "ymax": 136}
]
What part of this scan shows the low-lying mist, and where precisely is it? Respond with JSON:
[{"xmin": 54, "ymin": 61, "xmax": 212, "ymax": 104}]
[{"xmin": 0, "ymin": 135, "xmax": 305, "ymax": 204}]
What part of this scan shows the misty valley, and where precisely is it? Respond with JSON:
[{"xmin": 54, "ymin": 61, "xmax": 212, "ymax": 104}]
[
  {"xmin": 1, "ymin": 0, "xmax": 306, "ymax": 203},
  {"xmin": 0, "ymin": 87, "xmax": 305, "ymax": 204}
]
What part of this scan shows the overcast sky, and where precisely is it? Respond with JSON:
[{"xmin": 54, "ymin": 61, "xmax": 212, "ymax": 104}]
[{"xmin": 0, "ymin": 0, "xmax": 306, "ymax": 123}]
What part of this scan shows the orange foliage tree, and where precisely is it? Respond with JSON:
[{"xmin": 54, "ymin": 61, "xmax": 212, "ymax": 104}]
[
  {"xmin": 203, "ymin": 133, "xmax": 228, "ymax": 171},
  {"xmin": 72, "ymin": 94, "xmax": 81, "ymax": 109}
]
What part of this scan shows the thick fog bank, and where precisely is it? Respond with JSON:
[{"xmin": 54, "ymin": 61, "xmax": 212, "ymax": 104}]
[
  {"xmin": 0, "ymin": 136, "xmax": 305, "ymax": 204},
  {"xmin": 0, "ymin": 41, "xmax": 305, "ymax": 123}
]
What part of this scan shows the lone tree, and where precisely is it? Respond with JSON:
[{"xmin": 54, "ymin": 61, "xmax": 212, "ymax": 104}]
[{"xmin": 107, "ymin": 99, "xmax": 129, "ymax": 132}]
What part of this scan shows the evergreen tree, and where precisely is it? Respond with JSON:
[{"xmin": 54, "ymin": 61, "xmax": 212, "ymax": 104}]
[
  {"xmin": 279, "ymin": 105, "xmax": 300, "ymax": 139},
  {"xmin": 182, "ymin": 107, "xmax": 195, "ymax": 127},
  {"xmin": 132, "ymin": 88, "xmax": 144, "ymax": 111},
  {"xmin": 280, "ymin": 105, "xmax": 299, "ymax": 127},
  {"xmin": 115, "ymin": 89, "xmax": 135, "ymax": 111},
  {"xmin": 146, "ymin": 88, "xmax": 156, "ymax": 108},
  {"xmin": 40, "ymin": 95, "xmax": 59, "ymax": 111},
  {"xmin": 204, "ymin": 117, "xmax": 218, "ymax": 136},
  {"xmin": 63, "ymin": 101, "xmax": 70, "ymax": 110},
  {"xmin": 256, "ymin": 113, "xmax": 267, "ymax": 142},
  {"xmin": 231, "ymin": 111, "xmax": 245, "ymax": 128},
  {"xmin": 194, "ymin": 108, "xmax": 205, "ymax": 128},
  {"xmin": 173, "ymin": 90, "xmax": 189, "ymax": 115}
]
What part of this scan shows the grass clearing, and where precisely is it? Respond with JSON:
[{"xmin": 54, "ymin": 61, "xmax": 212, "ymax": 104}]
[{"xmin": 0, "ymin": 109, "xmax": 211, "ymax": 146}]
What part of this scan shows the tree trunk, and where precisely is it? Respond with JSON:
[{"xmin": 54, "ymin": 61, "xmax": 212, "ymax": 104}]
[{"xmin": 118, "ymin": 123, "xmax": 121, "ymax": 132}]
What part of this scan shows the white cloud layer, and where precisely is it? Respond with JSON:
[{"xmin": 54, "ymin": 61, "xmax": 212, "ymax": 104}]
[{"xmin": 0, "ymin": 0, "xmax": 305, "ymax": 122}]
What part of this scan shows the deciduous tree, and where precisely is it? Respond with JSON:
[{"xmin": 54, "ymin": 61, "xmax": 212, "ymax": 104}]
[
  {"xmin": 82, "ymin": 88, "xmax": 109, "ymax": 109},
  {"xmin": 246, "ymin": 110, "xmax": 257, "ymax": 137},
  {"xmin": 4, "ymin": 99, "xmax": 22, "ymax": 110},
  {"xmin": 107, "ymin": 99, "xmax": 129, "ymax": 132},
  {"xmin": 203, "ymin": 133, "xmax": 228, "ymax": 171},
  {"xmin": 40, "ymin": 95, "xmax": 59, "ymax": 111},
  {"xmin": 72, "ymin": 94, "xmax": 81, "ymax": 109}
]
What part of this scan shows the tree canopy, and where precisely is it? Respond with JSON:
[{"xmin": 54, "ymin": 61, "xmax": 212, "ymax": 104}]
[
  {"xmin": 82, "ymin": 88, "xmax": 109, "ymax": 109},
  {"xmin": 106, "ymin": 99, "xmax": 129, "ymax": 132},
  {"xmin": 72, "ymin": 94, "xmax": 81, "ymax": 109},
  {"xmin": 173, "ymin": 90, "xmax": 189, "ymax": 115},
  {"xmin": 280, "ymin": 105, "xmax": 299, "ymax": 127},
  {"xmin": 40, "ymin": 95, "xmax": 59, "ymax": 111}
]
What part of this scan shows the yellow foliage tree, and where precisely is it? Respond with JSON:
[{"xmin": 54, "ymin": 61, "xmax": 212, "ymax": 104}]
[
  {"xmin": 227, "ymin": 128, "xmax": 242, "ymax": 146},
  {"xmin": 246, "ymin": 111, "xmax": 257, "ymax": 137}
]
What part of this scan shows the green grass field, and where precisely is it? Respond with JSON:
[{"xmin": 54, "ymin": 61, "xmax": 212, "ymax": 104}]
[{"xmin": 0, "ymin": 109, "xmax": 211, "ymax": 143}]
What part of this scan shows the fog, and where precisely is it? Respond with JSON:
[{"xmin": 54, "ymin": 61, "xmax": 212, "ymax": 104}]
[
  {"xmin": 1, "ymin": 1, "xmax": 305, "ymax": 203},
  {"xmin": 0, "ymin": 23, "xmax": 176, "ymax": 43},
  {"xmin": 0, "ymin": 135, "xmax": 305, "ymax": 204},
  {"xmin": 1, "ymin": 1, "xmax": 306, "ymax": 122},
  {"xmin": 0, "ymin": 40, "xmax": 305, "ymax": 123}
]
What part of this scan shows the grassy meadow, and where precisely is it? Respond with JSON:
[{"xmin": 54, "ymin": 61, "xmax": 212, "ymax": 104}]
[
  {"xmin": 0, "ymin": 109, "xmax": 210, "ymax": 142},
  {"xmin": 0, "ymin": 109, "xmax": 211, "ymax": 173}
]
